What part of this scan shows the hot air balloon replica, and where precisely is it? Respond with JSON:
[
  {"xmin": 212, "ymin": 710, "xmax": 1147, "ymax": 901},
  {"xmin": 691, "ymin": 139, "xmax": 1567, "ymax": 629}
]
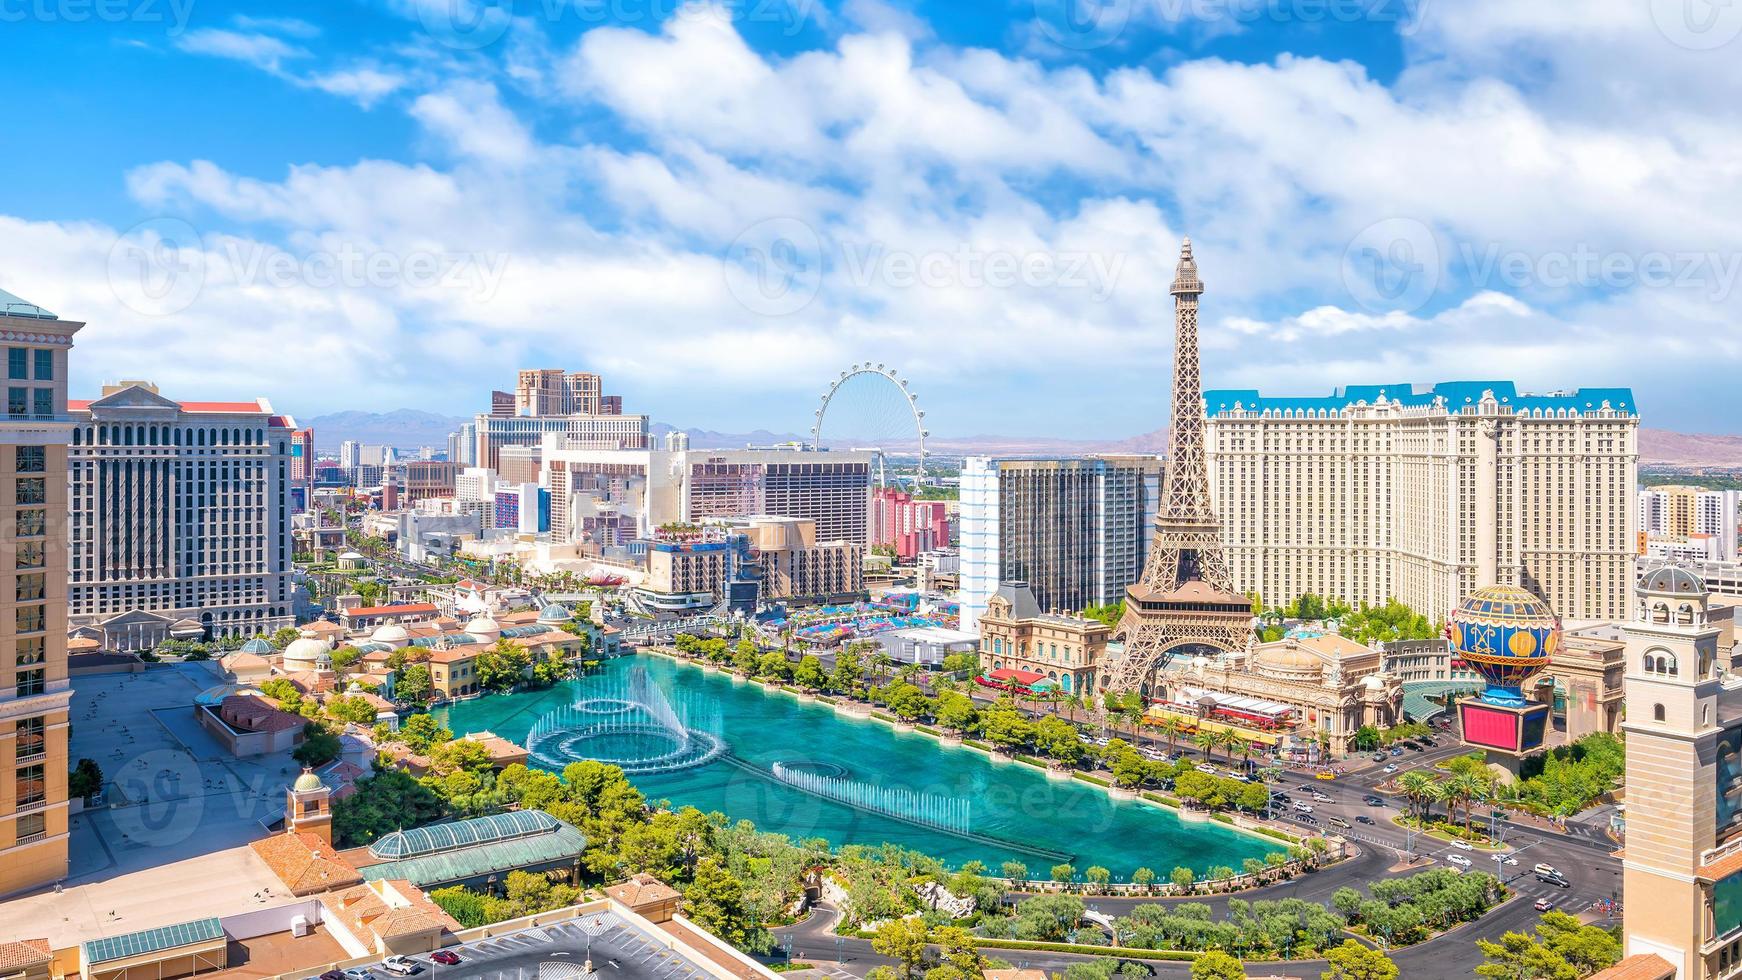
[{"xmin": 1448, "ymin": 585, "xmax": 1559, "ymax": 768}]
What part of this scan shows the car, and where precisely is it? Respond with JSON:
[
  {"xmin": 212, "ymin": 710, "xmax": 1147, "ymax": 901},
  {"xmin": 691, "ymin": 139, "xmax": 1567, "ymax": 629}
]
[
  {"xmin": 431, "ymin": 951, "xmax": 461, "ymax": 966},
  {"xmin": 1390, "ymin": 747, "xmax": 1405, "ymax": 757},
  {"xmin": 1364, "ymin": 795, "xmax": 1385, "ymax": 806},
  {"xmin": 1370, "ymin": 753, "xmax": 1387, "ymax": 763},
  {"xmin": 1222, "ymin": 770, "xmax": 1249, "ymax": 782},
  {"xmin": 1537, "ymin": 873, "xmax": 1572, "ymax": 889},
  {"xmin": 1450, "ymin": 840, "xmax": 1474, "ymax": 851},
  {"xmin": 1356, "ymin": 815, "xmax": 1376, "ymax": 825},
  {"xmin": 381, "ymin": 958, "xmax": 422, "ymax": 977},
  {"xmin": 1533, "ymin": 899, "xmax": 1555, "ymax": 912},
  {"xmin": 1297, "ymin": 784, "xmax": 1315, "ymax": 792},
  {"xmin": 1502, "ymin": 856, "xmax": 1518, "ymax": 865},
  {"xmin": 1328, "ymin": 816, "xmax": 1351, "ymax": 828},
  {"xmin": 1196, "ymin": 763, "xmax": 1219, "ymax": 774},
  {"xmin": 1296, "ymin": 814, "xmax": 1319, "ymax": 824},
  {"xmin": 320, "ymin": 972, "xmax": 346, "ymax": 980},
  {"xmin": 1447, "ymin": 854, "xmax": 1473, "ymax": 868},
  {"xmin": 1383, "ymin": 764, "xmax": 1399, "ymax": 774},
  {"xmin": 1534, "ymin": 863, "xmax": 1560, "ymax": 877},
  {"xmin": 1292, "ymin": 801, "xmax": 1314, "ymax": 813},
  {"xmin": 342, "ymin": 969, "xmax": 373, "ymax": 980},
  {"xmin": 1315, "ymin": 770, "xmax": 1337, "ymax": 780},
  {"xmin": 1312, "ymin": 792, "xmax": 1333, "ymax": 803},
  {"xmin": 1408, "ymin": 744, "xmax": 1425, "ymax": 752}
]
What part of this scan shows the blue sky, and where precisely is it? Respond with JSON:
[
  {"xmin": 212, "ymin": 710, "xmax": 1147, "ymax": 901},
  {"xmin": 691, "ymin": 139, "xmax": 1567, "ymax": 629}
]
[{"xmin": 3, "ymin": 0, "xmax": 1738, "ymax": 437}]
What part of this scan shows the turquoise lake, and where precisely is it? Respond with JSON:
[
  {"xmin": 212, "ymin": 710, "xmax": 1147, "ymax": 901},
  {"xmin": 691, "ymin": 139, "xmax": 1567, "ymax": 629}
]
[{"xmin": 434, "ymin": 654, "xmax": 1280, "ymax": 877}]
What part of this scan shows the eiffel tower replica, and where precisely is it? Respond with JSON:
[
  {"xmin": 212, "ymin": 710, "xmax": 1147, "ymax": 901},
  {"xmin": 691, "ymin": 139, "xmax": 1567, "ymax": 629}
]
[{"xmin": 1103, "ymin": 238, "xmax": 1254, "ymax": 693}]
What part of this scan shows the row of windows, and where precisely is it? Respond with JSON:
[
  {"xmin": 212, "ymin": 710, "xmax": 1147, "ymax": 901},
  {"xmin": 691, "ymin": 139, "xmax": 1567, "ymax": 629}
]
[
  {"xmin": 73, "ymin": 425, "xmax": 280, "ymax": 448},
  {"xmin": 5, "ymin": 348, "xmax": 53, "ymax": 381},
  {"xmin": 6, "ymin": 387, "xmax": 53, "ymax": 419}
]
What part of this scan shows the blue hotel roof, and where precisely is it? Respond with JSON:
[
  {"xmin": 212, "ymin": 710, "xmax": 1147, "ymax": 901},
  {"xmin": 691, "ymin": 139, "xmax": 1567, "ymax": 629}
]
[{"xmin": 1204, "ymin": 381, "xmax": 1636, "ymax": 417}]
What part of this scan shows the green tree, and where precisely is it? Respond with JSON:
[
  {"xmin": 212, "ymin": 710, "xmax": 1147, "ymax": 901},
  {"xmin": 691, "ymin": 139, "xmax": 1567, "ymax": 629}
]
[
  {"xmin": 871, "ymin": 918, "xmax": 931, "ymax": 980},
  {"xmin": 683, "ymin": 856, "xmax": 769, "ymax": 953},
  {"xmin": 757, "ymin": 651, "xmax": 791, "ymax": 680},
  {"xmin": 1131, "ymin": 867, "xmax": 1155, "ymax": 888},
  {"xmin": 1190, "ymin": 951, "xmax": 1246, "ymax": 980},
  {"xmin": 1084, "ymin": 866, "xmax": 1111, "ymax": 888},
  {"xmin": 733, "ymin": 639, "xmax": 759, "ymax": 675},
  {"xmin": 293, "ymin": 723, "xmax": 341, "ymax": 767},
  {"xmin": 326, "ymin": 695, "xmax": 379, "ymax": 725},
  {"xmin": 1051, "ymin": 862, "xmax": 1076, "ymax": 883},
  {"xmin": 936, "ymin": 691, "xmax": 979, "ymax": 734},
  {"xmin": 68, "ymin": 758, "xmax": 103, "ymax": 802},
  {"xmin": 428, "ymin": 738, "xmax": 494, "ymax": 778},
  {"xmin": 270, "ymin": 626, "xmax": 303, "ymax": 649},
  {"xmin": 397, "ymin": 713, "xmax": 453, "ymax": 754},
  {"xmin": 476, "ymin": 638, "xmax": 533, "ymax": 692},
  {"xmin": 1170, "ymin": 866, "xmax": 1196, "ymax": 890},
  {"xmin": 1000, "ymin": 861, "xmax": 1028, "ymax": 882},
  {"xmin": 832, "ymin": 647, "xmax": 868, "ymax": 695},
  {"xmin": 332, "ymin": 766, "xmax": 446, "ymax": 846},
  {"xmin": 793, "ymin": 655, "xmax": 827, "ymax": 690},
  {"xmin": 1321, "ymin": 940, "xmax": 1398, "ymax": 980},
  {"xmin": 396, "ymin": 663, "xmax": 433, "ymax": 703}
]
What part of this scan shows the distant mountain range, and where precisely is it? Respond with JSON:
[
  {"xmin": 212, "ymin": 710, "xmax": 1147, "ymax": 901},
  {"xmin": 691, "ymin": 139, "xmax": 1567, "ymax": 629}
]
[{"xmin": 302, "ymin": 411, "xmax": 1742, "ymax": 469}]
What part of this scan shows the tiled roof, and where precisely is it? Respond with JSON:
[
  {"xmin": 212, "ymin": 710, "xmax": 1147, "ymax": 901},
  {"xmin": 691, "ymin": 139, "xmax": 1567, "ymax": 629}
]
[
  {"xmin": 0, "ymin": 939, "xmax": 51, "ymax": 971},
  {"xmin": 323, "ymin": 880, "xmax": 460, "ymax": 943},
  {"xmin": 1586, "ymin": 954, "xmax": 1675, "ymax": 980},
  {"xmin": 345, "ymin": 603, "xmax": 439, "ymax": 618},
  {"xmin": 605, "ymin": 873, "xmax": 681, "ymax": 907},
  {"xmin": 221, "ymin": 695, "xmax": 306, "ymax": 735},
  {"xmin": 250, "ymin": 833, "xmax": 365, "ymax": 895},
  {"xmin": 84, "ymin": 918, "xmax": 224, "ymax": 965}
]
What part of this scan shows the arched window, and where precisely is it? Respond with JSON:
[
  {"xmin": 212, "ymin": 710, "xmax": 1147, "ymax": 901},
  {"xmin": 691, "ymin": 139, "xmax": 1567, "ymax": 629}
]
[{"xmin": 1654, "ymin": 703, "xmax": 1666, "ymax": 722}]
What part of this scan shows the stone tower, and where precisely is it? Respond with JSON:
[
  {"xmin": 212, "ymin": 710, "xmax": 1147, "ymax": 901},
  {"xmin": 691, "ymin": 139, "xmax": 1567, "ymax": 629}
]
[{"xmin": 286, "ymin": 767, "xmax": 333, "ymax": 845}]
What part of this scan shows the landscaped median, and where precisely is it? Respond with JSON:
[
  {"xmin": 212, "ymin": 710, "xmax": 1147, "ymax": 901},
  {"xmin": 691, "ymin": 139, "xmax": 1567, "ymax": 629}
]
[{"xmin": 971, "ymin": 938, "xmax": 1202, "ymax": 962}]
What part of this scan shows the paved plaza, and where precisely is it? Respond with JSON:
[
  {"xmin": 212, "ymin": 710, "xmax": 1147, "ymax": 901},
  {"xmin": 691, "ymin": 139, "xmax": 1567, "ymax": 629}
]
[{"xmin": 0, "ymin": 664, "xmax": 309, "ymax": 947}]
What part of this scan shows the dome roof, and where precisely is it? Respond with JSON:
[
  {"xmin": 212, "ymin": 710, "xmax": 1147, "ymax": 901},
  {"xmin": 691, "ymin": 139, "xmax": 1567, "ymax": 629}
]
[
  {"xmin": 1640, "ymin": 565, "xmax": 1705, "ymax": 597},
  {"xmin": 1453, "ymin": 584, "xmax": 1557, "ymax": 626},
  {"xmin": 292, "ymin": 768, "xmax": 326, "ymax": 793},
  {"xmin": 1252, "ymin": 643, "xmax": 1323, "ymax": 681},
  {"xmin": 194, "ymin": 683, "xmax": 262, "ymax": 707},
  {"xmin": 338, "ymin": 551, "xmax": 365, "ymax": 561},
  {"xmin": 239, "ymin": 638, "xmax": 274, "ymax": 655},
  {"xmin": 537, "ymin": 603, "xmax": 572, "ymax": 624},
  {"xmin": 464, "ymin": 614, "xmax": 501, "ymax": 635},
  {"xmin": 1449, "ymin": 585, "xmax": 1558, "ymax": 700},
  {"xmin": 370, "ymin": 623, "xmax": 410, "ymax": 644},
  {"xmin": 282, "ymin": 637, "xmax": 330, "ymax": 665}
]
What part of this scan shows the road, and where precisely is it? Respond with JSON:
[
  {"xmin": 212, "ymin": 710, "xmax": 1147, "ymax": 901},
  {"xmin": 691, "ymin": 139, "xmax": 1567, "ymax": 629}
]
[{"xmin": 773, "ymin": 732, "xmax": 1623, "ymax": 980}]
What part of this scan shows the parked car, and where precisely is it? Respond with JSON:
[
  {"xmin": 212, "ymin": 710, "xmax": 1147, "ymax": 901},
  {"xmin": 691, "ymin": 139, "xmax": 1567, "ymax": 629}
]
[
  {"xmin": 1447, "ymin": 854, "xmax": 1473, "ymax": 868},
  {"xmin": 381, "ymin": 957, "xmax": 422, "ymax": 976},
  {"xmin": 431, "ymin": 951, "xmax": 461, "ymax": 966},
  {"xmin": 342, "ymin": 969, "xmax": 373, "ymax": 980},
  {"xmin": 1355, "ymin": 815, "xmax": 1376, "ymax": 825},
  {"xmin": 1533, "ymin": 899, "xmax": 1555, "ymax": 912},
  {"xmin": 319, "ymin": 971, "xmax": 346, "ymax": 980}
]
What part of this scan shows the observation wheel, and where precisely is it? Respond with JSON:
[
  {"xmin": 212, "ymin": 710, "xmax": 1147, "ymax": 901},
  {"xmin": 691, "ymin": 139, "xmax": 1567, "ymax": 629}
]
[{"xmin": 812, "ymin": 363, "xmax": 927, "ymax": 488}]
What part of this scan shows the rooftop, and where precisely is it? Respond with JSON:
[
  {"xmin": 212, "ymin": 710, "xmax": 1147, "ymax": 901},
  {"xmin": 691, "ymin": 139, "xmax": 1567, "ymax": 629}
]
[
  {"xmin": 0, "ymin": 286, "xmax": 56, "ymax": 319},
  {"xmin": 84, "ymin": 918, "xmax": 225, "ymax": 966},
  {"xmin": 250, "ymin": 833, "xmax": 365, "ymax": 896},
  {"xmin": 1204, "ymin": 381, "xmax": 1637, "ymax": 418},
  {"xmin": 368, "ymin": 810, "xmax": 562, "ymax": 860}
]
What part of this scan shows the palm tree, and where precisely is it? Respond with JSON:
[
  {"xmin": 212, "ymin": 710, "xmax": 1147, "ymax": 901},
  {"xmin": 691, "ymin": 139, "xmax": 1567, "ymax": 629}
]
[
  {"xmin": 1231, "ymin": 736, "xmax": 1257, "ymax": 772},
  {"xmin": 1397, "ymin": 770, "xmax": 1436, "ymax": 823},
  {"xmin": 1157, "ymin": 716, "xmax": 1185, "ymax": 757},
  {"xmin": 1444, "ymin": 772, "xmax": 1485, "ymax": 833},
  {"xmin": 1192, "ymin": 729, "xmax": 1221, "ymax": 764}
]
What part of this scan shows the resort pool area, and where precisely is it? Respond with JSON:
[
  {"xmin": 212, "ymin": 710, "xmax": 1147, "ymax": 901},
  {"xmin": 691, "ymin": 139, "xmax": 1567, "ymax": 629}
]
[{"xmin": 434, "ymin": 654, "xmax": 1282, "ymax": 877}]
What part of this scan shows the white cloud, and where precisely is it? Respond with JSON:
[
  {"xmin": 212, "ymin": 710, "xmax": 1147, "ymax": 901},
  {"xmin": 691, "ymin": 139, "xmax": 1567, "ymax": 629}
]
[
  {"xmin": 308, "ymin": 68, "xmax": 408, "ymax": 108},
  {"xmin": 410, "ymin": 79, "xmax": 537, "ymax": 165},
  {"xmin": 175, "ymin": 29, "xmax": 310, "ymax": 72}
]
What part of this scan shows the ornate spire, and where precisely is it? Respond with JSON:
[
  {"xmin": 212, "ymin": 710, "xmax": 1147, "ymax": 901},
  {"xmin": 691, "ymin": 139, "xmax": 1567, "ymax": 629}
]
[{"xmin": 1171, "ymin": 236, "xmax": 1203, "ymax": 297}]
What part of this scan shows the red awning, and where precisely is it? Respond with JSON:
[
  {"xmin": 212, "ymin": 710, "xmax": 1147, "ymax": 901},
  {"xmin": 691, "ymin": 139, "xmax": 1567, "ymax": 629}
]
[{"xmin": 989, "ymin": 667, "xmax": 1045, "ymax": 685}]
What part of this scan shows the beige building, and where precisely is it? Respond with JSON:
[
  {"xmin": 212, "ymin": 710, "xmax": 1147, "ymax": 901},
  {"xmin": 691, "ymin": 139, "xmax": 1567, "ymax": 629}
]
[
  {"xmin": 1204, "ymin": 382, "xmax": 1638, "ymax": 624},
  {"xmin": 1617, "ymin": 566, "xmax": 1738, "ymax": 979},
  {"xmin": 978, "ymin": 581, "xmax": 1111, "ymax": 696},
  {"xmin": 0, "ymin": 290, "xmax": 78, "ymax": 896},
  {"xmin": 1152, "ymin": 632, "xmax": 1403, "ymax": 758},
  {"xmin": 737, "ymin": 516, "xmax": 863, "ymax": 602}
]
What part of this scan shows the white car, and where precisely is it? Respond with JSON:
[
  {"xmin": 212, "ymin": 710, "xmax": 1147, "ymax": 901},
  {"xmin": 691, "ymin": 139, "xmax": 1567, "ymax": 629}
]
[
  {"xmin": 1447, "ymin": 854, "xmax": 1473, "ymax": 868},
  {"xmin": 1383, "ymin": 764, "xmax": 1399, "ymax": 774},
  {"xmin": 1502, "ymin": 856, "xmax": 1519, "ymax": 866},
  {"xmin": 1292, "ymin": 801, "xmax": 1314, "ymax": 813},
  {"xmin": 1311, "ymin": 792, "xmax": 1333, "ymax": 803},
  {"xmin": 1196, "ymin": 763, "xmax": 1218, "ymax": 774},
  {"xmin": 380, "ymin": 957, "xmax": 421, "ymax": 977},
  {"xmin": 1222, "ymin": 770, "xmax": 1249, "ymax": 782},
  {"xmin": 1450, "ymin": 840, "xmax": 1474, "ymax": 851}
]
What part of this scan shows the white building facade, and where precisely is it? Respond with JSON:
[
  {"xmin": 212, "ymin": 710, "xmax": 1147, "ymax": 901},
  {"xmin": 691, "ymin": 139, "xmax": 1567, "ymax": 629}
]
[
  {"xmin": 1203, "ymin": 382, "xmax": 1639, "ymax": 624},
  {"xmin": 67, "ymin": 383, "xmax": 296, "ymax": 641}
]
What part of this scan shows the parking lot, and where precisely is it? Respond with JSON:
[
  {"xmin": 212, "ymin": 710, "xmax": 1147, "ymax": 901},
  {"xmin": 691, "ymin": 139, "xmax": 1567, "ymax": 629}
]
[{"xmin": 316, "ymin": 912, "xmax": 730, "ymax": 980}]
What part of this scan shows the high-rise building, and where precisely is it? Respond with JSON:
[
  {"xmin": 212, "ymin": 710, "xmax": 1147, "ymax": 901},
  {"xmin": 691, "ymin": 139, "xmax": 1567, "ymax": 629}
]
[
  {"xmin": 0, "ymin": 288, "xmax": 80, "ymax": 895},
  {"xmin": 871, "ymin": 488, "xmax": 950, "ymax": 560},
  {"xmin": 1203, "ymin": 381, "xmax": 1639, "ymax": 623},
  {"xmin": 542, "ymin": 446, "xmax": 873, "ymax": 547},
  {"xmin": 957, "ymin": 454, "xmax": 1163, "ymax": 633},
  {"xmin": 515, "ymin": 369, "xmax": 610, "ymax": 417},
  {"xmin": 401, "ymin": 460, "xmax": 457, "ymax": 504},
  {"xmin": 339, "ymin": 439, "xmax": 360, "ymax": 471},
  {"xmin": 1614, "ymin": 567, "xmax": 1734, "ymax": 978},
  {"xmin": 1641, "ymin": 485, "xmax": 1740, "ymax": 560},
  {"xmin": 474, "ymin": 369, "xmax": 647, "ymax": 470},
  {"xmin": 68, "ymin": 382, "xmax": 296, "ymax": 644},
  {"xmin": 490, "ymin": 390, "xmax": 514, "ymax": 418},
  {"xmin": 446, "ymin": 423, "xmax": 477, "ymax": 467}
]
